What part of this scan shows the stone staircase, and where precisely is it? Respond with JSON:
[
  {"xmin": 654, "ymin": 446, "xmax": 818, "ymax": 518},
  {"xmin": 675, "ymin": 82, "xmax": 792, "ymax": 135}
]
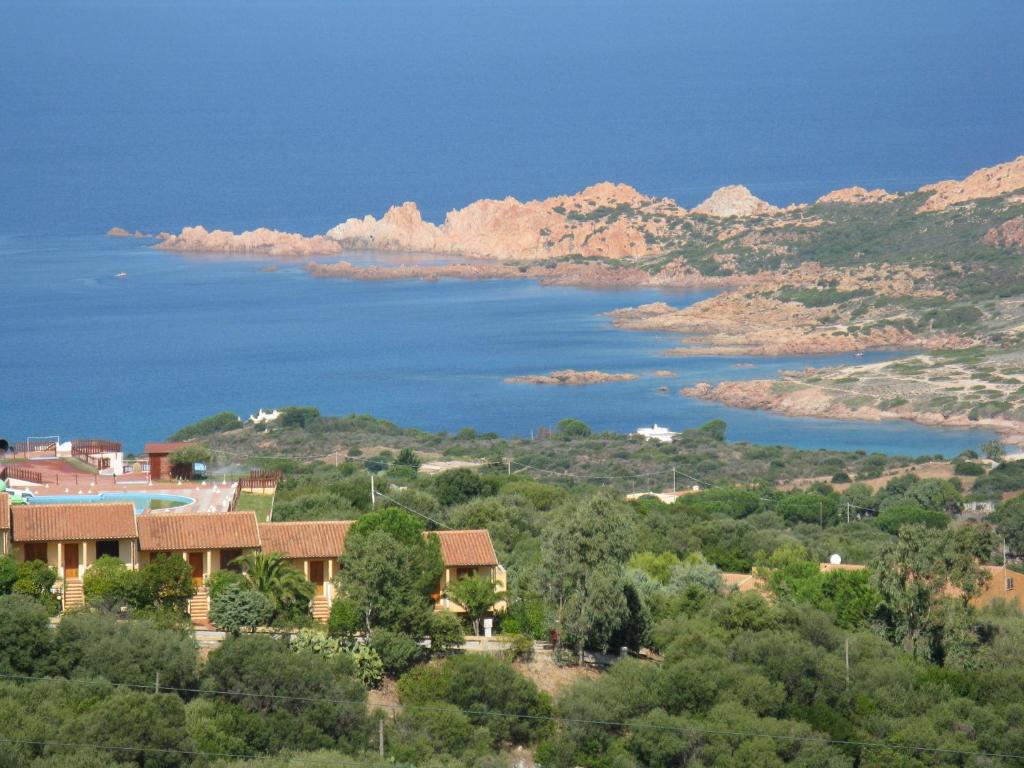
[
  {"xmin": 312, "ymin": 595, "xmax": 330, "ymax": 623},
  {"xmin": 63, "ymin": 578, "xmax": 85, "ymax": 611},
  {"xmin": 188, "ymin": 587, "xmax": 210, "ymax": 627}
]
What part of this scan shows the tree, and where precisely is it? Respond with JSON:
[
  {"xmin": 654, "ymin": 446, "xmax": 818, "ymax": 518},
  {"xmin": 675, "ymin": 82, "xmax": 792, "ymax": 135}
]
[
  {"xmin": 541, "ymin": 492, "xmax": 637, "ymax": 659},
  {"xmin": 167, "ymin": 444, "xmax": 213, "ymax": 478},
  {"xmin": 698, "ymin": 418, "xmax": 727, "ymax": 442},
  {"xmin": 137, "ymin": 554, "xmax": 195, "ymax": 611},
  {"xmin": 72, "ymin": 689, "xmax": 193, "ymax": 768},
  {"xmin": 982, "ymin": 440, "xmax": 1006, "ymax": 462},
  {"xmin": 169, "ymin": 411, "xmax": 242, "ymax": 440},
  {"xmin": 231, "ymin": 551, "xmax": 314, "ymax": 624},
  {"xmin": 210, "ymin": 583, "xmax": 274, "ymax": 635},
  {"xmin": 370, "ymin": 629, "xmax": 426, "ymax": 676},
  {"xmin": 394, "ymin": 447, "xmax": 421, "ymax": 470},
  {"xmin": 336, "ymin": 507, "xmax": 444, "ymax": 635},
  {"xmin": 873, "ymin": 503, "xmax": 949, "ymax": 534},
  {"xmin": 556, "ymin": 418, "xmax": 591, "ymax": 438},
  {"xmin": 434, "ymin": 468, "xmax": 486, "ymax": 506},
  {"xmin": 445, "ymin": 574, "xmax": 504, "ymax": 635},
  {"xmin": 82, "ymin": 555, "xmax": 138, "ymax": 611},
  {"xmin": 278, "ymin": 406, "xmax": 321, "ymax": 429},
  {"xmin": 872, "ymin": 524, "xmax": 994, "ymax": 660},
  {"xmin": 0, "ymin": 594, "xmax": 53, "ymax": 675},
  {"xmin": 0, "ymin": 555, "xmax": 19, "ymax": 594},
  {"xmin": 429, "ymin": 611, "xmax": 466, "ymax": 654},
  {"xmin": 327, "ymin": 597, "xmax": 362, "ymax": 639},
  {"xmin": 991, "ymin": 495, "xmax": 1024, "ymax": 557},
  {"xmin": 12, "ymin": 559, "xmax": 58, "ymax": 613},
  {"xmin": 53, "ymin": 611, "xmax": 199, "ymax": 689}
]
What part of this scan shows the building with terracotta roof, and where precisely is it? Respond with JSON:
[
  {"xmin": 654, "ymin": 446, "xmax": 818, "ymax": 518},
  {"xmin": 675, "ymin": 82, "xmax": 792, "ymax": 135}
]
[
  {"xmin": 9, "ymin": 502, "xmax": 138, "ymax": 609},
  {"xmin": 2, "ymin": 498, "xmax": 506, "ymax": 627},
  {"xmin": 432, "ymin": 529, "xmax": 507, "ymax": 615},
  {"xmin": 258, "ymin": 521, "xmax": 353, "ymax": 621}
]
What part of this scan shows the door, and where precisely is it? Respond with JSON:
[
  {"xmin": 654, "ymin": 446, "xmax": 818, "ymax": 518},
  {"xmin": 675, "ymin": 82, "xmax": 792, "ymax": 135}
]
[
  {"xmin": 309, "ymin": 560, "xmax": 325, "ymax": 596},
  {"xmin": 63, "ymin": 543, "xmax": 79, "ymax": 578},
  {"xmin": 188, "ymin": 552, "xmax": 205, "ymax": 587}
]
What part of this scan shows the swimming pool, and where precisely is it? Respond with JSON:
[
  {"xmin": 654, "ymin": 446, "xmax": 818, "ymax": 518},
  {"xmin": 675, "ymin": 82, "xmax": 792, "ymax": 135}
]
[{"xmin": 28, "ymin": 492, "xmax": 194, "ymax": 514}]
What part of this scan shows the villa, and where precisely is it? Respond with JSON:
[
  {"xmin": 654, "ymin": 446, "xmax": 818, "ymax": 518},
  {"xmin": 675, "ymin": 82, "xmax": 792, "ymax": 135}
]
[
  {"xmin": 0, "ymin": 494, "xmax": 506, "ymax": 626},
  {"xmin": 634, "ymin": 424, "xmax": 677, "ymax": 443}
]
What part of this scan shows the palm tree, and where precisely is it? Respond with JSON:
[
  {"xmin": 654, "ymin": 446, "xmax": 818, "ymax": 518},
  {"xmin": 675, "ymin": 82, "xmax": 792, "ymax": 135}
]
[{"xmin": 231, "ymin": 551, "xmax": 314, "ymax": 623}]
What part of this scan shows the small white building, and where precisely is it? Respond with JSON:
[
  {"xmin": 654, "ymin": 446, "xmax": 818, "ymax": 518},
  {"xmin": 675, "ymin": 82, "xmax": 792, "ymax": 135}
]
[
  {"xmin": 635, "ymin": 424, "xmax": 678, "ymax": 443},
  {"xmin": 249, "ymin": 409, "xmax": 282, "ymax": 424}
]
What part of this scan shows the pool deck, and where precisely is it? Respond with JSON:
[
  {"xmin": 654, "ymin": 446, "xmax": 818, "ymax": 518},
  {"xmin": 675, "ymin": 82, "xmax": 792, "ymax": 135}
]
[{"xmin": 9, "ymin": 469, "xmax": 236, "ymax": 513}]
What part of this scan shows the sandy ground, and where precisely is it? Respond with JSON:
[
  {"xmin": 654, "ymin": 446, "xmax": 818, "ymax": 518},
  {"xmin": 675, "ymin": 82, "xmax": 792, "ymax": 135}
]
[{"xmin": 780, "ymin": 460, "xmax": 976, "ymax": 492}]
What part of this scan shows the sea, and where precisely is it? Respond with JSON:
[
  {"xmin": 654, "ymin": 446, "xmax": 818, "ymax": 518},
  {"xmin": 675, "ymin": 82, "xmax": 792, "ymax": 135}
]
[{"xmin": 2, "ymin": 0, "xmax": 1022, "ymax": 455}]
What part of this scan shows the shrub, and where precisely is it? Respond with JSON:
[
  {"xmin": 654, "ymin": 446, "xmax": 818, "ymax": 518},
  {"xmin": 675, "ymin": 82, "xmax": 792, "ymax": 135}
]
[
  {"xmin": 209, "ymin": 584, "xmax": 273, "ymax": 635},
  {"xmin": 169, "ymin": 411, "xmax": 242, "ymax": 440},
  {"xmin": 0, "ymin": 555, "xmax": 18, "ymax": 594},
  {"xmin": 504, "ymin": 633, "xmax": 535, "ymax": 663},
  {"xmin": 830, "ymin": 472, "xmax": 852, "ymax": 484},
  {"xmin": 556, "ymin": 418, "xmax": 591, "ymax": 438},
  {"xmin": 954, "ymin": 460, "xmax": 986, "ymax": 477},
  {"xmin": 371, "ymin": 629, "xmax": 426, "ymax": 676},
  {"xmin": 0, "ymin": 594, "xmax": 53, "ymax": 675},
  {"xmin": 82, "ymin": 555, "xmax": 137, "ymax": 611},
  {"xmin": 429, "ymin": 611, "xmax": 466, "ymax": 655},
  {"xmin": 327, "ymin": 597, "xmax": 363, "ymax": 639},
  {"xmin": 137, "ymin": 554, "xmax": 195, "ymax": 611},
  {"xmin": 434, "ymin": 468, "xmax": 486, "ymax": 506},
  {"xmin": 13, "ymin": 560, "xmax": 58, "ymax": 614},
  {"xmin": 278, "ymin": 406, "xmax": 321, "ymax": 429}
]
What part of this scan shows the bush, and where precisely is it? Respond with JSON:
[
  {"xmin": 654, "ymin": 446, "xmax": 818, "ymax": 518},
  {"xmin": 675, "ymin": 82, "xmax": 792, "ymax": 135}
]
[
  {"xmin": 82, "ymin": 555, "xmax": 137, "ymax": 611},
  {"xmin": 954, "ymin": 460, "xmax": 986, "ymax": 477},
  {"xmin": 371, "ymin": 629, "xmax": 426, "ymax": 676},
  {"xmin": 12, "ymin": 560, "xmax": 58, "ymax": 614},
  {"xmin": 0, "ymin": 555, "xmax": 18, "ymax": 594},
  {"xmin": 398, "ymin": 654, "xmax": 552, "ymax": 746},
  {"xmin": 53, "ymin": 612, "xmax": 199, "ymax": 689},
  {"xmin": 0, "ymin": 594, "xmax": 53, "ymax": 675},
  {"xmin": 278, "ymin": 406, "xmax": 321, "ymax": 429},
  {"xmin": 169, "ymin": 411, "xmax": 242, "ymax": 440},
  {"xmin": 210, "ymin": 584, "xmax": 273, "ymax": 635},
  {"xmin": 874, "ymin": 504, "xmax": 950, "ymax": 534},
  {"xmin": 830, "ymin": 471, "xmax": 852, "ymax": 484},
  {"xmin": 327, "ymin": 597, "xmax": 363, "ymax": 638},
  {"xmin": 206, "ymin": 568, "xmax": 248, "ymax": 600},
  {"xmin": 504, "ymin": 633, "xmax": 535, "ymax": 662},
  {"xmin": 429, "ymin": 611, "xmax": 466, "ymax": 655},
  {"xmin": 434, "ymin": 468, "xmax": 487, "ymax": 506},
  {"xmin": 556, "ymin": 418, "xmax": 591, "ymax": 438},
  {"xmin": 137, "ymin": 554, "xmax": 195, "ymax": 611}
]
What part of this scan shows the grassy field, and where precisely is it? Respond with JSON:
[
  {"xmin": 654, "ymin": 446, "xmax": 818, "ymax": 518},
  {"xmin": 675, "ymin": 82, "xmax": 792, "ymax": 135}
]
[{"xmin": 237, "ymin": 491, "xmax": 274, "ymax": 522}]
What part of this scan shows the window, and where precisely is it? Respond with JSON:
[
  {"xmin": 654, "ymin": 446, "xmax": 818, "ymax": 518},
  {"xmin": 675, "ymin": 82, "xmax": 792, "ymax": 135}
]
[
  {"xmin": 220, "ymin": 549, "xmax": 243, "ymax": 571},
  {"xmin": 1007, "ymin": 577, "xmax": 1015, "ymax": 591},
  {"xmin": 24, "ymin": 542, "xmax": 47, "ymax": 563},
  {"xmin": 96, "ymin": 540, "xmax": 120, "ymax": 560}
]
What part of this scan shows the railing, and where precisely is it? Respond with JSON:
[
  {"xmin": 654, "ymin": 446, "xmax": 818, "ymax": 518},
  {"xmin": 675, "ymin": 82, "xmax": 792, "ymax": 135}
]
[
  {"xmin": 238, "ymin": 469, "xmax": 283, "ymax": 491},
  {"xmin": 0, "ymin": 465, "xmax": 45, "ymax": 485},
  {"xmin": 71, "ymin": 439, "xmax": 122, "ymax": 468}
]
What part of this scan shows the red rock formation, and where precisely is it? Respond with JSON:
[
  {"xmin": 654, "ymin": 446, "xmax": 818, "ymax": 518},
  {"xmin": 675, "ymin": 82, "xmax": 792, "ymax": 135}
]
[
  {"xmin": 917, "ymin": 156, "xmax": 1024, "ymax": 212},
  {"xmin": 816, "ymin": 186, "xmax": 896, "ymax": 205},
  {"xmin": 983, "ymin": 216, "xmax": 1024, "ymax": 249},
  {"xmin": 155, "ymin": 225, "xmax": 343, "ymax": 258}
]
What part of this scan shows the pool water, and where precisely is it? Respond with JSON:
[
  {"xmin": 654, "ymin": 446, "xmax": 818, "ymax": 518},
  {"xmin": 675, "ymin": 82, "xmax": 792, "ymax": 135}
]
[{"xmin": 28, "ymin": 493, "xmax": 194, "ymax": 515}]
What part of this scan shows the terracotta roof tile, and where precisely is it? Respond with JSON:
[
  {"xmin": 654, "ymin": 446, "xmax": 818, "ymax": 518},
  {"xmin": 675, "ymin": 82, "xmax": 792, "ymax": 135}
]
[
  {"xmin": 144, "ymin": 442, "xmax": 192, "ymax": 455},
  {"xmin": 258, "ymin": 521, "xmax": 353, "ymax": 559},
  {"xmin": 138, "ymin": 511, "xmax": 260, "ymax": 551},
  {"xmin": 13, "ymin": 503, "xmax": 137, "ymax": 542},
  {"xmin": 434, "ymin": 529, "xmax": 498, "ymax": 567}
]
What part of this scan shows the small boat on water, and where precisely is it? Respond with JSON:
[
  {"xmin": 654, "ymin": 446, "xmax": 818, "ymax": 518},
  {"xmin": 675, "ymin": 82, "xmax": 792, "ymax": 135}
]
[
  {"xmin": 853, "ymin": 351, "xmax": 864, "ymax": 358},
  {"xmin": 115, "ymin": 272, "xmax": 128, "ymax": 278}
]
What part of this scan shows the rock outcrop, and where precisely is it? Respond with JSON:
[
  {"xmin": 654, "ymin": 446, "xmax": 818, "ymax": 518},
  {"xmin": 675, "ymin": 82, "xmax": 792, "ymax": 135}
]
[
  {"xmin": 692, "ymin": 185, "xmax": 779, "ymax": 217},
  {"xmin": 504, "ymin": 369, "xmax": 639, "ymax": 385},
  {"xmin": 917, "ymin": 156, "xmax": 1024, "ymax": 212},
  {"xmin": 328, "ymin": 182, "xmax": 676, "ymax": 261},
  {"xmin": 983, "ymin": 216, "xmax": 1024, "ymax": 249},
  {"xmin": 155, "ymin": 226, "xmax": 343, "ymax": 258},
  {"xmin": 816, "ymin": 186, "xmax": 896, "ymax": 205}
]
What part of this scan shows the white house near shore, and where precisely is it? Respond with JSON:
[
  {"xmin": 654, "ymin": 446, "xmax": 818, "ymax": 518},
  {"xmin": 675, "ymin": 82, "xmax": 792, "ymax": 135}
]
[{"xmin": 634, "ymin": 424, "xmax": 678, "ymax": 443}]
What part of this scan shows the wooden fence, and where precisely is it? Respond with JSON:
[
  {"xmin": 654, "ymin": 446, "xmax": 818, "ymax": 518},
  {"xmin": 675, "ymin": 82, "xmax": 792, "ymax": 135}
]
[
  {"xmin": 239, "ymin": 469, "xmax": 282, "ymax": 492},
  {"xmin": 0, "ymin": 465, "xmax": 45, "ymax": 485}
]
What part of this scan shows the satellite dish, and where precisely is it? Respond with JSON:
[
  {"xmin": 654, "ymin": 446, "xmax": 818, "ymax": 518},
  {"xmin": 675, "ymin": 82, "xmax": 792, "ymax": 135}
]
[{"xmin": 829, "ymin": 553, "xmax": 842, "ymax": 565}]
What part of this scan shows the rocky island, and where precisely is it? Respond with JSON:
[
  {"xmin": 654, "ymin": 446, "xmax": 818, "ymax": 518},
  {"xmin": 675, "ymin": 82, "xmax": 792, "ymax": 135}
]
[{"xmin": 504, "ymin": 369, "xmax": 640, "ymax": 386}]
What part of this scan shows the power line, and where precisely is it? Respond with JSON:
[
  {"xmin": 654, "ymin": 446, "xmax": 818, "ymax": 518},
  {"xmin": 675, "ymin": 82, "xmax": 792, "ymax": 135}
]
[
  {"xmin": 0, "ymin": 736, "xmax": 377, "ymax": 768},
  {"xmin": 372, "ymin": 490, "xmax": 453, "ymax": 530},
  {"xmin": 0, "ymin": 672, "xmax": 1020, "ymax": 761}
]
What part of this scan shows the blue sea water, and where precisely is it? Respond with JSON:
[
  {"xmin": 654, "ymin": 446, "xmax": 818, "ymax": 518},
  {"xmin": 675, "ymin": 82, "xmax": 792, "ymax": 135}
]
[
  {"xmin": 1, "ymin": 0, "xmax": 1020, "ymax": 455},
  {"xmin": 0, "ymin": 235, "xmax": 998, "ymax": 455}
]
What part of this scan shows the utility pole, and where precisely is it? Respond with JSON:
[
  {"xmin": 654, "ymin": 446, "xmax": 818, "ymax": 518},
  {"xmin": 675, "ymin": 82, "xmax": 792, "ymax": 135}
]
[
  {"xmin": 846, "ymin": 502, "xmax": 851, "ymax": 524},
  {"xmin": 370, "ymin": 474, "xmax": 376, "ymax": 508},
  {"xmin": 844, "ymin": 638, "xmax": 850, "ymax": 686},
  {"xmin": 819, "ymin": 500, "xmax": 823, "ymax": 528},
  {"xmin": 378, "ymin": 717, "xmax": 385, "ymax": 758},
  {"xmin": 154, "ymin": 671, "xmax": 160, "ymax": 694},
  {"xmin": 507, "ymin": 458, "xmax": 512, "ymax": 477},
  {"xmin": 672, "ymin": 467, "xmax": 676, "ymax": 493}
]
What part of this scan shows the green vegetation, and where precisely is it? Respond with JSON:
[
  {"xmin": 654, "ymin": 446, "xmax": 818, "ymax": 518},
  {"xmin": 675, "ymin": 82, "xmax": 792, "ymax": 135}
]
[{"xmin": 169, "ymin": 411, "xmax": 243, "ymax": 441}]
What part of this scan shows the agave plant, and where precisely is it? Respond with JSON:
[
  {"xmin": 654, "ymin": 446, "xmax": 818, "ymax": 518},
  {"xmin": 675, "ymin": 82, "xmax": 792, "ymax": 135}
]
[{"xmin": 231, "ymin": 551, "xmax": 315, "ymax": 622}]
